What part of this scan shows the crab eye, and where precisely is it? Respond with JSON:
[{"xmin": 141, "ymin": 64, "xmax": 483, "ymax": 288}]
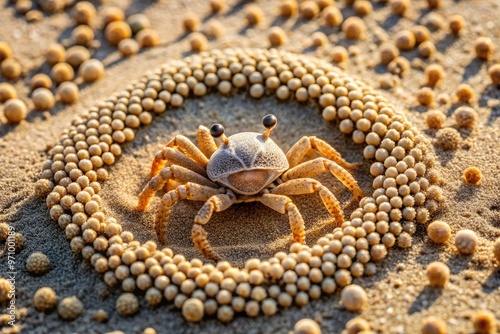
[
  {"xmin": 210, "ymin": 124, "xmax": 225, "ymax": 137},
  {"xmin": 262, "ymin": 114, "xmax": 277, "ymax": 129}
]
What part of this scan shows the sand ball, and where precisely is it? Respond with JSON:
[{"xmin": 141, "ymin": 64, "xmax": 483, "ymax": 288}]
[
  {"xmin": 72, "ymin": 25, "xmax": 94, "ymax": 45},
  {"xmin": 205, "ymin": 21, "xmax": 224, "ymax": 39},
  {"xmin": 118, "ymin": 39, "xmax": 139, "ymax": 57},
  {"xmin": 421, "ymin": 317, "xmax": 447, "ymax": 334},
  {"xmin": 427, "ymin": 221, "xmax": 451, "ymax": 243},
  {"xmin": 217, "ymin": 305, "xmax": 234, "ymax": 322},
  {"xmin": 449, "ymin": 15, "xmax": 465, "ymax": 35},
  {"xmin": 395, "ymin": 30, "xmax": 416, "ymax": 51},
  {"xmin": 311, "ymin": 31, "xmax": 328, "ymax": 47},
  {"xmin": 425, "ymin": 64, "xmax": 444, "ymax": 86},
  {"xmin": 426, "ymin": 262, "xmax": 449, "ymax": 287},
  {"xmin": 462, "ymin": 166, "xmax": 482, "ymax": 186},
  {"xmin": 322, "ymin": 6, "xmax": 343, "ymax": 27},
  {"xmin": 116, "ymin": 293, "xmax": 139, "ymax": 316},
  {"xmin": 418, "ymin": 41, "xmax": 436, "ymax": 58},
  {"xmin": 26, "ymin": 252, "xmax": 51, "ymax": 275},
  {"xmin": 25, "ymin": 9, "xmax": 43, "ymax": 22},
  {"xmin": 340, "ymin": 284, "xmax": 367, "ymax": 312},
  {"xmin": 32, "ymin": 88, "xmax": 55, "ymax": 110},
  {"xmin": 299, "ymin": 1, "xmax": 320, "ymax": 20},
  {"xmin": 455, "ymin": 84, "xmax": 474, "ymax": 103},
  {"xmin": 342, "ymin": 17, "xmax": 366, "ymax": 40},
  {"xmin": 183, "ymin": 14, "xmax": 199, "ymax": 32},
  {"xmin": 210, "ymin": 0, "xmax": 226, "ymax": 13},
  {"xmin": 412, "ymin": 25, "xmax": 431, "ymax": 44},
  {"xmin": 0, "ymin": 41, "xmax": 12, "ymax": 62},
  {"xmin": 102, "ymin": 6, "xmax": 124, "ymax": 26},
  {"xmin": 473, "ymin": 310, "xmax": 496, "ymax": 334},
  {"xmin": 493, "ymin": 238, "xmax": 500, "ymax": 263},
  {"xmin": 136, "ymin": 29, "xmax": 160, "ymax": 48},
  {"xmin": 79, "ymin": 59, "xmax": 105, "ymax": 82},
  {"xmin": 50, "ymin": 62, "xmax": 74, "ymax": 84},
  {"xmin": 426, "ymin": 110, "xmax": 446, "ymax": 129},
  {"xmin": 4, "ymin": 99, "xmax": 27, "ymax": 124},
  {"xmin": 45, "ymin": 43, "xmax": 66, "ymax": 65},
  {"xmin": 474, "ymin": 37, "xmax": 494, "ymax": 60},
  {"xmin": 127, "ymin": 14, "xmax": 151, "ymax": 34},
  {"xmin": 15, "ymin": 3, "xmax": 32, "ymax": 16},
  {"xmin": 294, "ymin": 318, "xmax": 321, "ymax": 334},
  {"xmin": 39, "ymin": 0, "xmax": 65, "ymax": 13},
  {"xmin": 345, "ymin": 318, "xmax": 371, "ymax": 333},
  {"xmin": 279, "ymin": 0, "xmax": 297, "ymax": 17},
  {"xmin": 57, "ymin": 82, "xmax": 79, "ymax": 104},
  {"xmin": 434, "ymin": 128, "xmax": 460, "ymax": 150},
  {"xmin": 58, "ymin": 296, "xmax": 83, "ymax": 320},
  {"xmin": 354, "ymin": 0, "xmax": 372, "ymax": 16},
  {"xmin": 33, "ymin": 287, "xmax": 57, "ymax": 311},
  {"xmin": 8, "ymin": 232, "xmax": 25, "ymax": 253},
  {"xmin": 93, "ymin": 309, "xmax": 109, "ymax": 323},
  {"xmin": 488, "ymin": 64, "xmax": 500, "ymax": 85},
  {"xmin": 72, "ymin": 1, "xmax": 96, "ymax": 25},
  {"xmin": 455, "ymin": 229, "xmax": 478, "ymax": 255},
  {"xmin": 331, "ymin": 46, "xmax": 348, "ymax": 63},
  {"xmin": 0, "ymin": 223, "xmax": 9, "ymax": 241},
  {"xmin": 245, "ymin": 5, "xmax": 263, "ymax": 25},
  {"xmin": 1, "ymin": 58, "xmax": 22, "ymax": 82},
  {"xmin": 182, "ymin": 298, "xmax": 204, "ymax": 322},
  {"xmin": 105, "ymin": 21, "xmax": 132, "ymax": 45},
  {"xmin": 30, "ymin": 73, "xmax": 52, "ymax": 91},
  {"xmin": 268, "ymin": 27, "xmax": 287, "ymax": 46},
  {"xmin": 454, "ymin": 106, "xmax": 478, "ymax": 128},
  {"xmin": 190, "ymin": 33, "xmax": 208, "ymax": 52},
  {"xmin": 0, "ymin": 278, "xmax": 11, "ymax": 302},
  {"xmin": 0, "ymin": 82, "xmax": 17, "ymax": 102},
  {"xmin": 65, "ymin": 46, "xmax": 90, "ymax": 68},
  {"xmin": 390, "ymin": 0, "xmax": 410, "ymax": 16},
  {"xmin": 416, "ymin": 87, "xmax": 435, "ymax": 106},
  {"xmin": 388, "ymin": 56, "xmax": 410, "ymax": 77}
]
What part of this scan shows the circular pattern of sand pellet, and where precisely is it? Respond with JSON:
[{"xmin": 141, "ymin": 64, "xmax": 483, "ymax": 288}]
[{"xmin": 37, "ymin": 48, "xmax": 442, "ymax": 322}]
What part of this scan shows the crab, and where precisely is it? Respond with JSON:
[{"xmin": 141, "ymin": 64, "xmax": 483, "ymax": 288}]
[{"xmin": 136, "ymin": 114, "xmax": 364, "ymax": 260}]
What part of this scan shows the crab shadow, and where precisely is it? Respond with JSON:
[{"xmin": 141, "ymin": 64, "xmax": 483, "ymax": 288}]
[
  {"xmin": 408, "ymin": 286, "xmax": 443, "ymax": 315},
  {"xmin": 479, "ymin": 84, "xmax": 500, "ymax": 125},
  {"xmin": 481, "ymin": 271, "xmax": 500, "ymax": 295},
  {"xmin": 462, "ymin": 58, "xmax": 485, "ymax": 82},
  {"xmin": 435, "ymin": 34, "xmax": 460, "ymax": 54},
  {"xmin": 453, "ymin": 183, "xmax": 480, "ymax": 203}
]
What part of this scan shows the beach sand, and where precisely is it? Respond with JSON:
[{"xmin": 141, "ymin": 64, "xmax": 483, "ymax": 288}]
[{"xmin": 0, "ymin": 0, "xmax": 499, "ymax": 333}]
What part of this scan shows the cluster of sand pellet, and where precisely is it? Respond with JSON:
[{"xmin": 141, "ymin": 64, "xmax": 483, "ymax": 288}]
[
  {"xmin": 0, "ymin": 3, "xmax": 163, "ymax": 126},
  {"xmin": 35, "ymin": 48, "xmax": 443, "ymax": 322}
]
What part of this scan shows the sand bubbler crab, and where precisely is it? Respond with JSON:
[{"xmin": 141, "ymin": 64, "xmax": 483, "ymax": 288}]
[{"xmin": 137, "ymin": 114, "xmax": 364, "ymax": 260}]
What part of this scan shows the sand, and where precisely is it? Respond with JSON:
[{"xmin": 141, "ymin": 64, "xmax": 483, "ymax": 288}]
[{"xmin": 0, "ymin": 0, "xmax": 499, "ymax": 333}]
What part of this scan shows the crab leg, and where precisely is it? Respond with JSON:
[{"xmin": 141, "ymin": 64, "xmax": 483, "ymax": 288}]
[
  {"xmin": 285, "ymin": 136, "xmax": 359, "ymax": 170},
  {"xmin": 270, "ymin": 178, "xmax": 344, "ymax": 226},
  {"xmin": 192, "ymin": 192, "xmax": 237, "ymax": 260},
  {"xmin": 197, "ymin": 125, "xmax": 218, "ymax": 159},
  {"xmin": 281, "ymin": 157, "xmax": 364, "ymax": 202},
  {"xmin": 155, "ymin": 183, "xmax": 222, "ymax": 243},
  {"xmin": 259, "ymin": 193, "xmax": 305, "ymax": 243},
  {"xmin": 167, "ymin": 135, "xmax": 209, "ymax": 168},
  {"xmin": 137, "ymin": 165, "xmax": 218, "ymax": 211},
  {"xmin": 151, "ymin": 147, "xmax": 207, "ymax": 178}
]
